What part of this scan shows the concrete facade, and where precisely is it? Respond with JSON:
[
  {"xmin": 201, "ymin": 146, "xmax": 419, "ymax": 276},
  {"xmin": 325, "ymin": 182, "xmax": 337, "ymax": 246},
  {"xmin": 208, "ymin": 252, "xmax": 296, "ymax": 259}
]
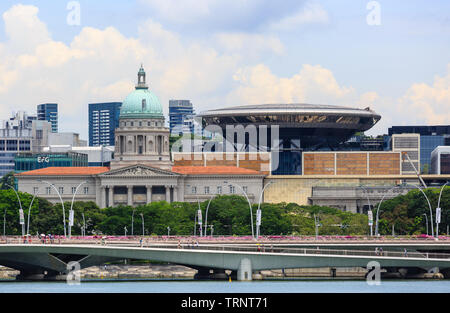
[{"xmin": 16, "ymin": 164, "xmax": 265, "ymax": 208}]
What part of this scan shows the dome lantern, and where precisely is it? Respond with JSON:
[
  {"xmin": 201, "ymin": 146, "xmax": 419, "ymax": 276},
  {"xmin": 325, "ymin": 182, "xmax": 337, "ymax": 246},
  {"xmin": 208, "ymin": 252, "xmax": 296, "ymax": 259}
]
[{"xmin": 119, "ymin": 65, "xmax": 164, "ymax": 119}]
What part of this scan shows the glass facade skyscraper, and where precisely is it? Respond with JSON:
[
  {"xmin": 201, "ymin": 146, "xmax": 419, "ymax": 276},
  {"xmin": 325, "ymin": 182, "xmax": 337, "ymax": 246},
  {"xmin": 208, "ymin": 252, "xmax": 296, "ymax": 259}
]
[
  {"xmin": 89, "ymin": 102, "xmax": 122, "ymax": 146},
  {"xmin": 37, "ymin": 103, "xmax": 58, "ymax": 133},
  {"xmin": 169, "ymin": 100, "xmax": 194, "ymax": 136},
  {"xmin": 388, "ymin": 125, "xmax": 450, "ymax": 173}
]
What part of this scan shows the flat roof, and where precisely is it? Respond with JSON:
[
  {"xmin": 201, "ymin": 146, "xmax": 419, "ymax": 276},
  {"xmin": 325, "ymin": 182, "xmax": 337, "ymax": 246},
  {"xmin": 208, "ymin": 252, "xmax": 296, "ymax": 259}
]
[{"xmin": 199, "ymin": 103, "xmax": 380, "ymax": 118}]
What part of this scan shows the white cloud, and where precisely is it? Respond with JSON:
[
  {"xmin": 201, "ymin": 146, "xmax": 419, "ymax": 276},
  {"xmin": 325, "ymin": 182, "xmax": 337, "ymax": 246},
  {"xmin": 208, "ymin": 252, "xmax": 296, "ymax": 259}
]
[
  {"xmin": 268, "ymin": 1, "xmax": 330, "ymax": 31},
  {"xmin": 227, "ymin": 64, "xmax": 355, "ymax": 105}
]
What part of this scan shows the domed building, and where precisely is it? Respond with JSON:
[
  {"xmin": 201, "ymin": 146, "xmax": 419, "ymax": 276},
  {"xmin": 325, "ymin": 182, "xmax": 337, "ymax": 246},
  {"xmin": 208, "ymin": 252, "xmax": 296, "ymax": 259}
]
[
  {"xmin": 15, "ymin": 66, "xmax": 266, "ymax": 208},
  {"xmin": 110, "ymin": 65, "xmax": 171, "ymax": 170}
]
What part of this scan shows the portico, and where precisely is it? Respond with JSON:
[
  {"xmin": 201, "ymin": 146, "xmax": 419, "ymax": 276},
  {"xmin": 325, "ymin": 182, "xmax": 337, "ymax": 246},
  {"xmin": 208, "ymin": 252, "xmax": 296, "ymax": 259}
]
[{"xmin": 98, "ymin": 165, "xmax": 183, "ymax": 207}]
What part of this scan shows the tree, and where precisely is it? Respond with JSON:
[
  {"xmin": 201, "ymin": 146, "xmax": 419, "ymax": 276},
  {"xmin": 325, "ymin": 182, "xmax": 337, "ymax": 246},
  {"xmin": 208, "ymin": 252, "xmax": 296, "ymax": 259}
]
[{"xmin": 0, "ymin": 172, "xmax": 15, "ymax": 190}]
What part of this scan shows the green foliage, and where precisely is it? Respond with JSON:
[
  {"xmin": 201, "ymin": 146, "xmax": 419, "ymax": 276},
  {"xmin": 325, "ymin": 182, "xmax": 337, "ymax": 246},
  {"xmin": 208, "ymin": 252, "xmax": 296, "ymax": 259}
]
[
  {"xmin": 4, "ymin": 187, "xmax": 448, "ymax": 237},
  {"xmin": 0, "ymin": 172, "xmax": 15, "ymax": 190},
  {"xmin": 374, "ymin": 186, "xmax": 450, "ymax": 236}
]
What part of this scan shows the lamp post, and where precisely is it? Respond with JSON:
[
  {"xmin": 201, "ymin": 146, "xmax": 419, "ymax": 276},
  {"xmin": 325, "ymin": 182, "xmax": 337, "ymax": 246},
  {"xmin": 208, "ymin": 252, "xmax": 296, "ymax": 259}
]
[
  {"xmin": 256, "ymin": 181, "xmax": 274, "ymax": 240},
  {"xmin": 81, "ymin": 213, "xmax": 86, "ymax": 237},
  {"xmin": 38, "ymin": 180, "xmax": 66, "ymax": 237},
  {"xmin": 131, "ymin": 209, "xmax": 136, "ymax": 236},
  {"xmin": 359, "ymin": 185, "xmax": 373, "ymax": 237},
  {"xmin": 203, "ymin": 195, "xmax": 214, "ymax": 237},
  {"xmin": 411, "ymin": 184, "xmax": 435, "ymax": 238},
  {"xmin": 140, "ymin": 213, "xmax": 145, "ymax": 237},
  {"xmin": 69, "ymin": 181, "xmax": 87, "ymax": 238},
  {"xmin": 436, "ymin": 182, "xmax": 449, "ymax": 238},
  {"xmin": 375, "ymin": 185, "xmax": 404, "ymax": 236},
  {"xmin": 3, "ymin": 208, "xmax": 6, "ymax": 238},
  {"xmin": 195, "ymin": 196, "xmax": 203, "ymax": 237},
  {"xmin": 6, "ymin": 184, "xmax": 25, "ymax": 237},
  {"xmin": 227, "ymin": 182, "xmax": 255, "ymax": 240},
  {"xmin": 167, "ymin": 226, "xmax": 171, "ymax": 237},
  {"xmin": 422, "ymin": 213, "xmax": 429, "ymax": 236},
  {"xmin": 26, "ymin": 190, "xmax": 39, "ymax": 236}
]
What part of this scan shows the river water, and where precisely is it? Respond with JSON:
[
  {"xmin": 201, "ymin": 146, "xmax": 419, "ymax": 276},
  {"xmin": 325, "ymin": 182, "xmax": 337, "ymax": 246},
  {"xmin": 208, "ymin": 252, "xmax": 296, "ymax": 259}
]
[{"xmin": 0, "ymin": 279, "xmax": 449, "ymax": 293}]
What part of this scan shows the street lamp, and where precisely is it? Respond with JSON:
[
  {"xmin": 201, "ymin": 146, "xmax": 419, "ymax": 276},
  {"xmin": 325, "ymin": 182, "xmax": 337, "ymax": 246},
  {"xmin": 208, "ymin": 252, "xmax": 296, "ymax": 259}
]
[
  {"xmin": 167, "ymin": 226, "xmax": 171, "ymax": 237},
  {"xmin": 26, "ymin": 189, "xmax": 39, "ymax": 236},
  {"xmin": 140, "ymin": 213, "xmax": 145, "ymax": 237},
  {"xmin": 226, "ymin": 181, "xmax": 255, "ymax": 240},
  {"xmin": 194, "ymin": 196, "xmax": 203, "ymax": 237},
  {"xmin": 314, "ymin": 213, "xmax": 321, "ymax": 240},
  {"xmin": 256, "ymin": 181, "xmax": 275, "ymax": 240},
  {"xmin": 131, "ymin": 209, "xmax": 136, "ymax": 236},
  {"xmin": 436, "ymin": 182, "xmax": 449, "ymax": 238},
  {"xmin": 422, "ymin": 213, "xmax": 429, "ymax": 236},
  {"xmin": 81, "ymin": 212, "xmax": 86, "ymax": 237},
  {"xmin": 6, "ymin": 184, "xmax": 25, "ymax": 237},
  {"xmin": 410, "ymin": 184, "xmax": 435, "ymax": 238},
  {"xmin": 203, "ymin": 195, "xmax": 214, "ymax": 237},
  {"xmin": 375, "ymin": 185, "xmax": 404, "ymax": 236},
  {"xmin": 69, "ymin": 181, "xmax": 88, "ymax": 238},
  {"xmin": 38, "ymin": 180, "xmax": 67, "ymax": 237},
  {"xmin": 359, "ymin": 185, "xmax": 373, "ymax": 237}
]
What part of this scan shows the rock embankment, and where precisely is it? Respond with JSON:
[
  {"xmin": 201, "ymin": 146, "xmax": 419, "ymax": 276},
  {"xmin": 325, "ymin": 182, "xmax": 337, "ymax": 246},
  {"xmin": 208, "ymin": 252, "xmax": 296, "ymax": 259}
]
[{"xmin": 1, "ymin": 264, "xmax": 368, "ymax": 280}]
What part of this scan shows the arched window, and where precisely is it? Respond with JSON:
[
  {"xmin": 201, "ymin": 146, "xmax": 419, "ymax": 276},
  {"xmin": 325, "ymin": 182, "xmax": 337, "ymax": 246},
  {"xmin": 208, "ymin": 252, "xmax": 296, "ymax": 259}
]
[{"xmin": 142, "ymin": 99, "xmax": 147, "ymax": 111}]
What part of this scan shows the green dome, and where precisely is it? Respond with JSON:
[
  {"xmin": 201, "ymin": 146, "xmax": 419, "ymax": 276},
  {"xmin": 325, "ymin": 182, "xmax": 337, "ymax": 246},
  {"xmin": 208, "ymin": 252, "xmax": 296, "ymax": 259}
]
[
  {"xmin": 120, "ymin": 89, "xmax": 163, "ymax": 119},
  {"xmin": 120, "ymin": 65, "xmax": 164, "ymax": 119}
]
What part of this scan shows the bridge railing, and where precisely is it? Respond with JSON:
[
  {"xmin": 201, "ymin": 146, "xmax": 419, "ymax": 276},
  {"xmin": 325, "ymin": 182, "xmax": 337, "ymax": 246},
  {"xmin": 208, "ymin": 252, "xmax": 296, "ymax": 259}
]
[{"xmin": 143, "ymin": 244, "xmax": 450, "ymax": 260}]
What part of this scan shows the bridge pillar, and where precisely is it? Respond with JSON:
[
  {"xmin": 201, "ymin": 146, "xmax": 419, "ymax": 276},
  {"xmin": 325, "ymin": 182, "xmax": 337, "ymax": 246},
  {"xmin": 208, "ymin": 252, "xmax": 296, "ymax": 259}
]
[
  {"xmin": 237, "ymin": 258, "xmax": 252, "ymax": 281},
  {"xmin": 194, "ymin": 267, "xmax": 211, "ymax": 280},
  {"xmin": 16, "ymin": 270, "xmax": 46, "ymax": 281},
  {"xmin": 211, "ymin": 269, "xmax": 228, "ymax": 280}
]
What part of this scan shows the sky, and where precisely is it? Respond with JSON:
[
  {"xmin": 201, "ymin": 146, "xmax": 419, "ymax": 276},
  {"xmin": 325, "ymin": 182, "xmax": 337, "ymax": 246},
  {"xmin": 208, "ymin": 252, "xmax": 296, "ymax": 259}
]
[{"xmin": 0, "ymin": 0, "xmax": 449, "ymax": 139}]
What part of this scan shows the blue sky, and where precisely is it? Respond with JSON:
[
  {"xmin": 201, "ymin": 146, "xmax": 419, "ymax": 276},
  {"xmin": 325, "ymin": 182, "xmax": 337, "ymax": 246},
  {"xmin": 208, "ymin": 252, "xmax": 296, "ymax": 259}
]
[{"xmin": 0, "ymin": 0, "xmax": 449, "ymax": 138}]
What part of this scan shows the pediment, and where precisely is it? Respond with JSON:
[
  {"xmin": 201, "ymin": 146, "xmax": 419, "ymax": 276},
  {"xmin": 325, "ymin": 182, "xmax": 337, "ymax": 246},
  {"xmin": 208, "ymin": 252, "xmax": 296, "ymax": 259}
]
[{"xmin": 100, "ymin": 164, "xmax": 180, "ymax": 177}]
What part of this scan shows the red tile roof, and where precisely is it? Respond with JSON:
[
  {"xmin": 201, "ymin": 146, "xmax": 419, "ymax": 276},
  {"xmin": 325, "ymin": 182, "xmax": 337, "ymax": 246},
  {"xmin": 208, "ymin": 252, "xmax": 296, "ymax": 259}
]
[
  {"xmin": 172, "ymin": 166, "xmax": 263, "ymax": 175},
  {"xmin": 16, "ymin": 167, "xmax": 110, "ymax": 176}
]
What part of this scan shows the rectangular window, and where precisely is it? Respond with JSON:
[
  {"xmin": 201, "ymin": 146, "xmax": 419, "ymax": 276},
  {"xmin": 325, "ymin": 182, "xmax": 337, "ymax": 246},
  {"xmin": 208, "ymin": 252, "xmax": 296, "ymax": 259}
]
[
  {"xmin": 84, "ymin": 187, "xmax": 89, "ymax": 195},
  {"xmin": 33, "ymin": 187, "xmax": 39, "ymax": 195},
  {"xmin": 229, "ymin": 185, "xmax": 235, "ymax": 194},
  {"xmin": 217, "ymin": 186, "xmax": 222, "ymax": 194},
  {"xmin": 204, "ymin": 186, "xmax": 210, "ymax": 194},
  {"xmin": 58, "ymin": 187, "xmax": 64, "ymax": 195},
  {"xmin": 192, "ymin": 186, "xmax": 197, "ymax": 194},
  {"xmin": 72, "ymin": 187, "xmax": 77, "ymax": 194},
  {"xmin": 243, "ymin": 186, "xmax": 248, "ymax": 194},
  {"xmin": 46, "ymin": 187, "xmax": 51, "ymax": 195}
]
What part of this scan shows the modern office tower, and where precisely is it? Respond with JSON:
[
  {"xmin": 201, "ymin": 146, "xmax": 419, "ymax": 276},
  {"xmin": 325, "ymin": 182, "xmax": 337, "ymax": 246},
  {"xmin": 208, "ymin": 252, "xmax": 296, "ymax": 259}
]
[
  {"xmin": 169, "ymin": 100, "xmax": 195, "ymax": 136},
  {"xmin": 392, "ymin": 133, "xmax": 421, "ymax": 175},
  {"xmin": 0, "ymin": 112, "xmax": 34, "ymax": 177},
  {"xmin": 431, "ymin": 146, "xmax": 450, "ymax": 174},
  {"xmin": 89, "ymin": 102, "xmax": 122, "ymax": 146},
  {"xmin": 37, "ymin": 103, "xmax": 58, "ymax": 133},
  {"xmin": 388, "ymin": 125, "xmax": 450, "ymax": 173}
]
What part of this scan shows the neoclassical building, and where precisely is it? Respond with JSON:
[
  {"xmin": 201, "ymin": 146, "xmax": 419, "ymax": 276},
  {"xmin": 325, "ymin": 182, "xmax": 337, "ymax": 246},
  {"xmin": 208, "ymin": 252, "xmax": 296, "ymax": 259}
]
[{"xmin": 16, "ymin": 67, "xmax": 265, "ymax": 208}]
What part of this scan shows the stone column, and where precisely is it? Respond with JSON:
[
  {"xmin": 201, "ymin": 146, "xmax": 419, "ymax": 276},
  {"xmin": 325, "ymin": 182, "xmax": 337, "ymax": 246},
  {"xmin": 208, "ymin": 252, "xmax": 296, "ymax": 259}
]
[
  {"xmin": 165, "ymin": 185, "xmax": 171, "ymax": 203},
  {"xmin": 100, "ymin": 186, "xmax": 106, "ymax": 209},
  {"xmin": 127, "ymin": 185, "xmax": 133, "ymax": 206},
  {"xmin": 108, "ymin": 186, "xmax": 114, "ymax": 207},
  {"xmin": 173, "ymin": 186, "xmax": 178, "ymax": 202},
  {"xmin": 146, "ymin": 185, "xmax": 152, "ymax": 204}
]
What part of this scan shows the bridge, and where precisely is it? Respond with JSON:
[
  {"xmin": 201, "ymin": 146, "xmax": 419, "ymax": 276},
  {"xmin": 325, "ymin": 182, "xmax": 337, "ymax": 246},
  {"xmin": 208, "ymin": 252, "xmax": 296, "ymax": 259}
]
[{"xmin": 1, "ymin": 242, "xmax": 450, "ymax": 281}]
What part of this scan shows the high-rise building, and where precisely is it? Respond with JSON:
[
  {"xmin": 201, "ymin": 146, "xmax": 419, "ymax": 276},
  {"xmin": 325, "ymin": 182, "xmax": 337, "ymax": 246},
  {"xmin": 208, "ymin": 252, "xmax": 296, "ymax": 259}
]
[
  {"xmin": 431, "ymin": 146, "xmax": 450, "ymax": 175},
  {"xmin": 0, "ymin": 112, "xmax": 35, "ymax": 177},
  {"xmin": 169, "ymin": 100, "xmax": 194, "ymax": 136},
  {"xmin": 388, "ymin": 125, "xmax": 450, "ymax": 173},
  {"xmin": 37, "ymin": 103, "xmax": 58, "ymax": 133},
  {"xmin": 88, "ymin": 102, "xmax": 122, "ymax": 147},
  {"xmin": 391, "ymin": 133, "xmax": 420, "ymax": 175}
]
